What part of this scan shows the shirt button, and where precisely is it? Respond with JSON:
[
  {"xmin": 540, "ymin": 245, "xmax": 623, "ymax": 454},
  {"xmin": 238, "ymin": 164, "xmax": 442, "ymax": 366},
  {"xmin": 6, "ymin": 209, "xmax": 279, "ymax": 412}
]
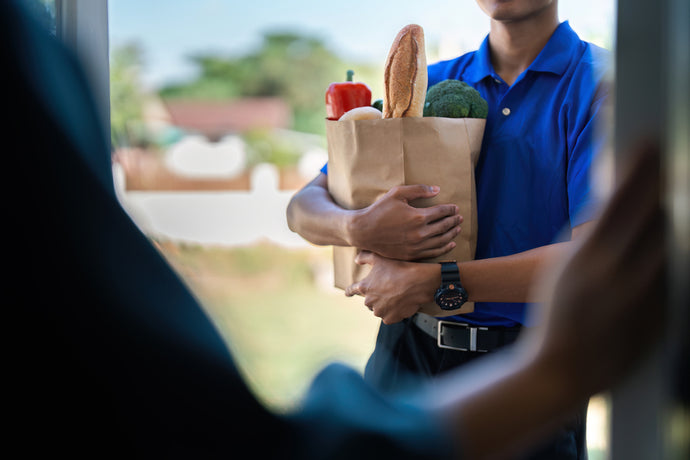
[
  {"xmin": 494, "ymin": 78, "xmax": 501, "ymax": 84},
  {"xmin": 502, "ymin": 107, "xmax": 511, "ymax": 116}
]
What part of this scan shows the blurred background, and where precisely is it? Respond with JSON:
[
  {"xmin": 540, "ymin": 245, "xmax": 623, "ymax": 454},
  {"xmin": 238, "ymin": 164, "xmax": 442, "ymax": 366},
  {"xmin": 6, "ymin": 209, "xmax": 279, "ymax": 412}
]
[{"xmin": 26, "ymin": 1, "xmax": 618, "ymax": 457}]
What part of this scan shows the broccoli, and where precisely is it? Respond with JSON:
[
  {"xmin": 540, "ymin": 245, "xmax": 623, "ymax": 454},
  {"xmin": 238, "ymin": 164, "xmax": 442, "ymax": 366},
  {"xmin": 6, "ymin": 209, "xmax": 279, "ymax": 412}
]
[{"xmin": 423, "ymin": 79, "xmax": 488, "ymax": 119}]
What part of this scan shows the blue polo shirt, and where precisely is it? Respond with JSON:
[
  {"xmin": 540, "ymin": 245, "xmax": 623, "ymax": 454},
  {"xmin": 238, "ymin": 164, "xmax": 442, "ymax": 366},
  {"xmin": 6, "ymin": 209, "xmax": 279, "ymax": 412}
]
[
  {"xmin": 322, "ymin": 21, "xmax": 611, "ymax": 327},
  {"xmin": 432, "ymin": 21, "xmax": 611, "ymax": 326}
]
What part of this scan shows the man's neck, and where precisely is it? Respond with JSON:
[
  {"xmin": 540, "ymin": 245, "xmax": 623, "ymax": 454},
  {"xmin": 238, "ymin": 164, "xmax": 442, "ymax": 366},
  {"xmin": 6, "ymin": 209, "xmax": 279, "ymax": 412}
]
[{"xmin": 488, "ymin": 10, "xmax": 559, "ymax": 86}]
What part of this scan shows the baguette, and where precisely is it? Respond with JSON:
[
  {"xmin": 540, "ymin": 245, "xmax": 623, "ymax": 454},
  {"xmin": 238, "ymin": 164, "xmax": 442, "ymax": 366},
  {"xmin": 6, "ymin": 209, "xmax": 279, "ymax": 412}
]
[{"xmin": 382, "ymin": 24, "xmax": 427, "ymax": 118}]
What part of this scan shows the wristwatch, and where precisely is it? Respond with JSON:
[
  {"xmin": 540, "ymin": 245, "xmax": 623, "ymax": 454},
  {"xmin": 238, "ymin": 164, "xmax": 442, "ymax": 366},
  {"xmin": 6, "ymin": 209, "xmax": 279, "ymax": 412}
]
[{"xmin": 434, "ymin": 261, "xmax": 469, "ymax": 310}]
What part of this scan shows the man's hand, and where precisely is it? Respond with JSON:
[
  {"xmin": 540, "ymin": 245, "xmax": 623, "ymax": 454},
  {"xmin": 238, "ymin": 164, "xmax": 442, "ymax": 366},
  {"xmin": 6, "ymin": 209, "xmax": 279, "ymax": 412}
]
[
  {"xmin": 350, "ymin": 185, "xmax": 462, "ymax": 261},
  {"xmin": 287, "ymin": 175, "xmax": 461, "ymax": 259},
  {"xmin": 345, "ymin": 251, "xmax": 439, "ymax": 324}
]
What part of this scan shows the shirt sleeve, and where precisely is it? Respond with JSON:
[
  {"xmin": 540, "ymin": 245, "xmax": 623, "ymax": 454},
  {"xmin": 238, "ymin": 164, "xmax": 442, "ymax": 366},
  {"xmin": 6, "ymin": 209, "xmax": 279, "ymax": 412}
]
[{"xmin": 567, "ymin": 47, "xmax": 612, "ymax": 228}]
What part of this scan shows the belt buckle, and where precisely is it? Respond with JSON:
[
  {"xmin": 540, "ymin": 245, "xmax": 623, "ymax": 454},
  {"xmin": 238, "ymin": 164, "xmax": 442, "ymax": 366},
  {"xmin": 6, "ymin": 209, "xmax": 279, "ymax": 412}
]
[{"xmin": 437, "ymin": 320, "xmax": 488, "ymax": 352}]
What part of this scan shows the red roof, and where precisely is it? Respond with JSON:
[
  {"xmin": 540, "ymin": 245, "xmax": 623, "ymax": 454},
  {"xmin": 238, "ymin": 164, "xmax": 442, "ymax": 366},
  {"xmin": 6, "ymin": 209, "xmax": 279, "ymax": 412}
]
[{"xmin": 163, "ymin": 97, "xmax": 292, "ymax": 139}]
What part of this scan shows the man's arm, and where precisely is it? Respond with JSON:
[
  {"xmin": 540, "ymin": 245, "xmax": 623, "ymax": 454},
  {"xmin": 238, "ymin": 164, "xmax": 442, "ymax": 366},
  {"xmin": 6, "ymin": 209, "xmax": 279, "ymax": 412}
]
[
  {"xmin": 294, "ymin": 144, "xmax": 663, "ymax": 460},
  {"xmin": 434, "ymin": 143, "xmax": 664, "ymax": 459},
  {"xmin": 286, "ymin": 173, "xmax": 353, "ymax": 247},
  {"xmin": 345, "ymin": 221, "xmax": 595, "ymax": 324},
  {"xmin": 286, "ymin": 172, "xmax": 464, "ymax": 261},
  {"xmin": 457, "ymin": 221, "xmax": 594, "ymax": 302}
]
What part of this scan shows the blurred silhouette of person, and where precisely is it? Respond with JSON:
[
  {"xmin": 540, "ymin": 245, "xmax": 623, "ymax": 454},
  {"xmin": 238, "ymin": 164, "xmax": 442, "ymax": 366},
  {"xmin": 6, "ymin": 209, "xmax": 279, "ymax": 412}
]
[{"xmin": 5, "ymin": 0, "xmax": 665, "ymax": 458}]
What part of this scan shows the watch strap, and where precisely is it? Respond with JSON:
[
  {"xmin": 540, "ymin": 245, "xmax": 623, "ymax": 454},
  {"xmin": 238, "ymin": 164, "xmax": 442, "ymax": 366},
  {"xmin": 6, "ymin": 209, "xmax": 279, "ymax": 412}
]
[{"xmin": 439, "ymin": 261, "xmax": 460, "ymax": 286}]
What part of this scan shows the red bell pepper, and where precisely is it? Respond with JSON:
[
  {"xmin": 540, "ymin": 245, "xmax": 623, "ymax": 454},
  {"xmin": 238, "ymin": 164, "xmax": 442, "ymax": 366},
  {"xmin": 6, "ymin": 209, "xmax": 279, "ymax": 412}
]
[{"xmin": 325, "ymin": 70, "xmax": 372, "ymax": 120}]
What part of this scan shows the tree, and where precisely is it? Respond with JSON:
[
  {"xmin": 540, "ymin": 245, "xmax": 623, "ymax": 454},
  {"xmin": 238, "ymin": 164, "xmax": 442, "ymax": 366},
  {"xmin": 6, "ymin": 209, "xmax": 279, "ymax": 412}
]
[
  {"xmin": 159, "ymin": 31, "xmax": 381, "ymax": 135},
  {"xmin": 109, "ymin": 42, "xmax": 149, "ymax": 148}
]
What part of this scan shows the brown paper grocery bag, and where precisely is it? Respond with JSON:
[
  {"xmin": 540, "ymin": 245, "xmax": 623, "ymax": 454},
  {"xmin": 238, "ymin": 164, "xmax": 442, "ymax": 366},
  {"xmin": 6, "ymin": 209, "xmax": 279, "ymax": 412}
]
[{"xmin": 326, "ymin": 116, "xmax": 485, "ymax": 316}]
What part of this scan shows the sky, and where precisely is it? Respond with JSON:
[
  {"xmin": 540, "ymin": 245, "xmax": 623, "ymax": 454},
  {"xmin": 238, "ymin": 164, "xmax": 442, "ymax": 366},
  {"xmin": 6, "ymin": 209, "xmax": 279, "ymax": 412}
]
[{"xmin": 108, "ymin": 0, "xmax": 616, "ymax": 89}]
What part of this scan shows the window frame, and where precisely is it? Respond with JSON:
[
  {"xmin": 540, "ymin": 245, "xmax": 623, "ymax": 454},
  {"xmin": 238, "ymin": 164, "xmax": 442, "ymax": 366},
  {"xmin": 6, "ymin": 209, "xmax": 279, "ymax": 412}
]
[
  {"xmin": 55, "ymin": 1, "xmax": 690, "ymax": 458},
  {"xmin": 55, "ymin": 0, "xmax": 110, "ymax": 148}
]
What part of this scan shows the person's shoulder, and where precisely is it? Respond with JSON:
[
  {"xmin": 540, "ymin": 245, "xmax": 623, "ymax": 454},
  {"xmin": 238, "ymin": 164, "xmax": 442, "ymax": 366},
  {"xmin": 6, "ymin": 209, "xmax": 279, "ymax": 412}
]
[
  {"xmin": 573, "ymin": 41, "xmax": 613, "ymax": 89},
  {"xmin": 564, "ymin": 40, "xmax": 613, "ymax": 109},
  {"xmin": 582, "ymin": 41, "xmax": 612, "ymax": 70},
  {"xmin": 428, "ymin": 50, "xmax": 477, "ymax": 86},
  {"xmin": 557, "ymin": 22, "xmax": 612, "ymax": 83}
]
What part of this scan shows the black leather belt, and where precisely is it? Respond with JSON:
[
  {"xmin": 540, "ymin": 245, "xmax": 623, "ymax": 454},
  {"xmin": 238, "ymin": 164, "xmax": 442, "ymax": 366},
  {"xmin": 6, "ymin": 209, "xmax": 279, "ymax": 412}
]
[{"xmin": 412, "ymin": 313, "xmax": 521, "ymax": 352}]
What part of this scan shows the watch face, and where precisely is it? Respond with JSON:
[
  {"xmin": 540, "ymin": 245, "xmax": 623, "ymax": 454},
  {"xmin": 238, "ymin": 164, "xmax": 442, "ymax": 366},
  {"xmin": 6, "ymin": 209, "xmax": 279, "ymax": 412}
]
[{"xmin": 435, "ymin": 284, "xmax": 468, "ymax": 310}]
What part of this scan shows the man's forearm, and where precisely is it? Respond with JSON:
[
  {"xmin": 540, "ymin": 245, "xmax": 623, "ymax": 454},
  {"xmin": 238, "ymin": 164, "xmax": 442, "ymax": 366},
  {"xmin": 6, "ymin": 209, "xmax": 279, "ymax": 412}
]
[
  {"xmin": 286, "ymin": 176, "xmax": 355, "ymax": 247},
  {"xmin": 457, "ymin": 221, "xmax": 594, "ymax": 304},
  {"xmin": 287, "ymin": 176, "xmax": 463, "ymax": 261},
  {"xmin": 344, "ymin": 241, "xmax": 577, "ymax": 324},
  {"xmin": 344, "ymin": 242, "xmax": 573, "ymax": 324},
  {"xmin": 458, "ymin": 242, "xmax": 571, "ymax": 304}
]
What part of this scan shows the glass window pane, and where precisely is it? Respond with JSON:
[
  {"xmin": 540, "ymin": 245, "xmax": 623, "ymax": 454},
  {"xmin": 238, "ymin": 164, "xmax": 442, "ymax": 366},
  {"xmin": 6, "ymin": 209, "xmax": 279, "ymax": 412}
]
[{"xmin": 108, "ymin": 9, "xmax": 617, "ymax": 455}]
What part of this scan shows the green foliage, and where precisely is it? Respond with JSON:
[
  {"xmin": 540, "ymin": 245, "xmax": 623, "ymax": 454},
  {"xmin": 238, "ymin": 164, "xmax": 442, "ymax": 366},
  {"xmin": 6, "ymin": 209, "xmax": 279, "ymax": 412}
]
[
  {"xmin": 110, "ymin": 29, "xmax": 382, "ymax": 151},
  {"xmin": 158, "ymin": 31, "xmax": 380, "ymax": 135},
  {"xmin": 156, "ymin": 242, "xmax": 379, "ymax": 411},
  {"xmin": 241, "ymin": 128, "xmax": 302, "ymax": 168},
  {"xmin": 158, "ymin": 56, "xmax": 242, "ymax": 100},
  {"xmin": 423, "ymin": 79, "xmax": 488, "ymax": 119},
  {"xmin": 110, "ymin": 42, "xmax": 151, "ymax": 148}
]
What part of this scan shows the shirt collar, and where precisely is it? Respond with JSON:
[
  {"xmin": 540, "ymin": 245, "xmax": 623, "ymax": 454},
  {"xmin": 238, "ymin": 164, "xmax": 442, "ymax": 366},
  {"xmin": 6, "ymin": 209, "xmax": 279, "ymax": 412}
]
[
  {"xmin": 463, "ymin": 34, "xmax": 494, "ymax": 84},
  {"xmin": 528, "ymin": 21, "xmax": 581, "ymax": 75},
  {"xmin": 463, "ymin": 20, "xmax": 580, "ymax": 84}
]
